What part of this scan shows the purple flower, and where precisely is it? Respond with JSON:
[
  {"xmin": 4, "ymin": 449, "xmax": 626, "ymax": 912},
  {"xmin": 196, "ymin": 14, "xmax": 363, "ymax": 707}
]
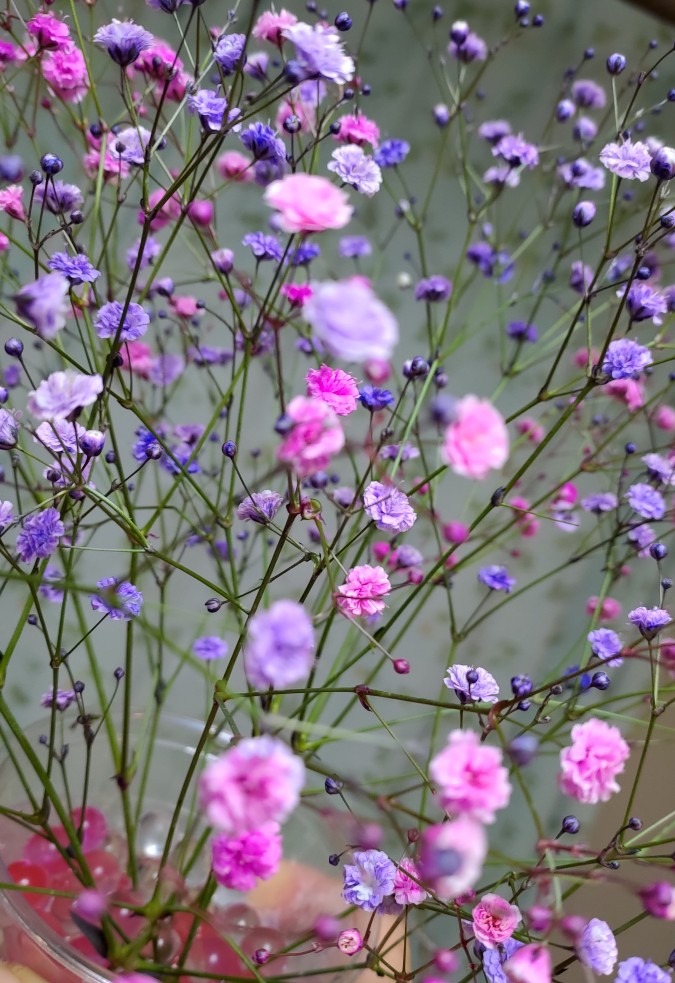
[
  {"xmin": 34, "ymin": 181, "xmax": 83, "ymax": 214},
  {"xmin": 588, "ymin": 628, "xmax": 624, "ymax": 667},
  {"xmin": 94, "ymin": 301, "xmax": 149, "ymax": 342},
  {"xmin": 193, "ymin": 636, "xmax": 228, "ymax": 661},
  {"xmin": 643, "ymin": 453, "xmax": 675, "ymax": 486},
  {"xmin": 493, "ymin": 134, "xmax": 539, "ymax": 169},
  {"xmin": 27, "ymin": 371, "xmax": 103, "ymax": 421},
  {"xmin": 237, "ymin": 490, "xmax": 284, "ymax": 524},
  {"xmin": 483, "ymin": 940, "xmax": 525, "ymax": 983},
  {"xmin": 574, "ymin": 116, "xmax": 598, "ymax": 142},
  {"xmin": 570, "ymin": 261, "xmax": 594, "ymax": 293},
  {"xmin": 213, "ymin": 33, "xmax": 246, "ymax": 74},
  {"xmin": 577, "ymin": 918, "xmax": 617, "ymax": 976},
  {"xmin": 339, "ymin": 235, "xmax": 371, "ymax": 258},
  {"xmin": 189, "ymin": 344, "xmax": 232, "ymax": 366},
  {"xmin": 304, "ymin": 280, "xmax": 398, "ymax": 363},
  {"xmin": 126, "ymin": 237, "xmax": 160, "ymax": 272},
  {"xmin": 132, "ymin": 425, "xmax": 162, "ymax": 462},
  {"xmin": 188, "ymin": 89, "xmax": 228, "ymax": 132},
  {"xmin": 625, "ymin": 483, "xmax": 666, "ymax": 520},
  {"xmin": 283, "ymin": 22, "xmax": 355, "ymax": 84},
  {"xmin": 599, "ymin": 140, "xmax": 652, "ymax": 181},
  {"xmin": 34, "ymin": 419, "xmax": 84, "ymax": 454},
  {"xmin": 580, "ymin": 492, "xmax": 618, "ymax": 514},
  {"xmin": 359, "ymin": 386, "xmax": 395, "ymax": 410},
  {"xmin": 390, "ymin": 544, "xmax": 423, "ymax": 567},
  {"xmin": 40, "ymin": 688, "xmax": 76, "ymax": 711},
  {"xmin": 466, "ymin": 242, "xmax": 514, "ymax": 282},
  {"xmin": 93, "ymin": 19, "xmax": 154, "ymax": 67},
  {"xmin": 477, "ymin": 565, "xmax": 516, "ymax": 592},
  {"xmin": 379, "ymin": 443, "xmax": 420, "ymax": 462},
  {"xmin": 478, "ymin": 119, "xmax": 511, "ymax": 144},
  {"xmin": 363, "ymin": 481, "xmax": 416, "ymax": 534},
  {"xmin": 146, "ymin": 0, "xmax": 185, "ymax": 10},
  {"xmin": 16, "ymin": 507, "xmax": 64, "ymax": 563},
  {"xmin": 328, "ymin": 146, "xmax": 382, "ymax": 196},
  {"xmin": 615, "ymin": 958, "xmax": 671, "ymax": 983},
  {"xmin": 14, "ymin": 273, "xmax": 70, "ymax": 340},
  {"xmin": 483, "ymin": 166, "xmax": 520, "ymax": 188},
  {"xmin": 558, "ymin": 157, "xmax": 606, "ymax": 190},
  {"xmin": 374, "ymin": 139, "xmax": 410, "ymax": 168},
  {"xmin": 242, "ymin": 231, "xmax": 283, "ymax": 262},
  {"xmin": 342, "ymin": 849, "xmax": 396, "ymax": 911},
  {"xmin": 113, "ymin": 126, "xmax": 153, "ymax": 166},
  {"xmin": 506, "ymin": 320, "xmax": 537, "ymax": 343},
  {"xmin": 628, "ymin": 606, "xmax": 672, "ymax": 640},
  {"xmin": 0, "ymin": 409, "xmax": 18, "ymax": 449},
  {"xmin": 290, "ymin": 242, "xmax": 321, "ymax": 266},
  {"xmin": 601, "ymin": 339, "xmax": 653, "ymax": 380},
  {"xmin": 628, "ymin": 523, "xmax": 656, "ymax": 556},
  {"xmin": 414, "ymin": 276, "xmax": 452, "ymax": 302},
  {"xmin": 48, "ymin": 252, "xmax": 100, "ymax": 285},
  {"xmin": 0, "ymin": 500, "xmax": 15, "ymax": 533},
  {"xmin": 148, "ymin": 353, "xmax": 184, "ymax": 387},
  {"xmin": 240, "ymin": 122, "xmax": 286, "ymax": 162},
  {"xmin": 621, "ymin": 282, "xmax": 668, "ymax": 324},
  {"xmin": 572, "ymin": 79, "xmax": 606, "ymax": 108},
  {"xmin": 39, "ymin": 565, "xmax": 64, "ymax": 602},
  {"xmin": 448, "ymin": 31, "xmax": 487, "ymax": 62},
  {"xmin": 243, "ymin": 599, "xmax": 315, "ymax": 689},
  {"xmin": 444, "ymin": 664, "xmax": 500, "ymax": 704},
  {"xmin": 90, "ymin": 577, "xmax": 143, "ymax": 620}
]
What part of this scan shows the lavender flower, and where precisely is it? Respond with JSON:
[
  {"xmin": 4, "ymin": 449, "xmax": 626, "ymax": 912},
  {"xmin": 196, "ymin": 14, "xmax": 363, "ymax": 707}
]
[
  {"xmin": 572, "ymin": 79, "xmax": 606, "ymax": 108},
  {"xmin": 94, "ymin": 301, "xmax": 149, "ymax": 342},
  {"xmin": 580, "ymin": 492, "xmax": 618, "ymax": 514},
  {"xmin": 237, "ymin": 490, "xmax": 284, "ymax": 524},
  {"xmin": 506, "ymin": 321, "xmax": 537, "ymax": 342},
  {"xmin": 0, "ymin": 500, "xmax": 15, "ymax": 534},
  {"xmin": 328, "ymin": 146, "xmax": 382, "ymax": 196},
  {"xmin": 244, "ymin": 599, "xmax": 315, "ymax": 689},
  {"xmin": 570, "ymin": 261, "xmax": 594, "ymax": 293},
  {"xmin": 379, "ymin": 443, "xmax": 420, "ymax": 462},
  {"xmin": 34, "ymin": 181, "xmax": 83, "ymax": 214},
  {"xmin": 40, "ymin": 688, "xmax": 77, "ymax": 711},
  {"xmin": 126, "ymin": 237, "xmax": 160, "ymax": 271},
  {"xmin": 363, "ymin": 481, "xmax": 416, "ymax": 534},
  {"xmin": 601, "ymin": 339, "xmax": 653, "ymax": 380},
  {"xmin": 628, "ymin": 606, "xmax": 672, "ymax": 640},
  {"xmin": 390, "ymin": 544, "xmax": 423, "ymax": 568},
  {"xmin": 39, "ymin": 565, "xmax": 64, "ymax": 603},
  {"xmin": 242, "ymin": 232, "xmax": 283, "ymax": 262},
  {"xmin": 187, "ymin": 89, "xmax": 228, "ymax": 132},
  {"xmin": 621, "ymin": 282, "xmax": 668, "ymax": 325},
  {"xmin": 599, "ymin": 140, "xmax": 652, "ymax": 181},
  {"xmin": 477, "ymin": 565, "xmax": 516, "ymax": 592},
  {"xmin": 374, "ymin": 139, "xmax": 410, "ymax": 168},
  {"xmin": 290, "ymin": 243, "xmax": 320, "ymax": 266},
  {"xmin": 48, "ymin": 252, "xmax": 101, "ymax": 285},
  {"xmin": 27, "ymin": 371, "xmax": 103, "ymax": 421},
  {"xmin": 478, "ymin": 120, "xmax": 511, "ymax": 143},
  {"xmin": 14, "ymin": 273, "xmax": 70, "ymax": 340},
  {"xmin": 414, "ymin": 276, "xmax": 452, "ymax": 302},
  {"xmin": 444, "ymin": 664, "xmax": 500, "ymax": 704},
  {"xmin": 339, "ymin": 235, "xmax": 371, "ymax": 258},
  {"xmin": 558, "ymin": 158, "xmax": 605, "ymax": 190},
  {"xmin": 588, "ymin": 628, "xmax": 624, "ymax": 667},
  {"xmin": 240, "ymin": 122, "xmax": 286, "ymax": 162},
  {"xmin": 359, "ymin": 388, "xmax": 394, "ymax": 410},
  {"xmin": 449, "ymin": 31, "xmax": 487, "ymax": 62},
  {"xmin": 643, "ymin": 453, "xmax": 675, "ymax": 486},
  {"xmin": 493, "ymin": 134, "xmax": 539, "ymax": 169},
  {"xmin": 34, "ymin": 419, "xmax": 84, "ymax": 454},
  {"xmin": 628, "ymin": 523, "xmax": 656, "ymax": 556},
  {"xmin": 483, "ymin": 939, "xmax": 524, "ymax": 983},
  {"xmin": 283, "ymin": 22, "xmax": 355, "ymax": 84},
  {"xmin": 615, "ymin": 958, "xmax": 671, "ymax": 983},
  {"xmin": 577, "ymin": 918, "xmax": 617, "ymax": 976},
  {"xmin": 0, "ymin": 409, "xmax": 18, "ymax": 449},
  {"xmin": 213, "ymin": 33, "xmax": 246, "ymax": 74},
  {"xmin": 16, "ymin": 508, "xmax": 65, "ymax": 563},
  {"xmin": 93, "ymin": 20, "xmax": 154, "ymax": 67},
  {"xmin": 90, "ymin": 578, "xmax": 143, "ymax": 620},
  {"xmin": 625, "ymin": 483, "xmax": 666, "ymax": 521},
  {"xmin": 193, "ymin": 636, "xmax": 228, "ymax": 661},
  {"xmin": 342, "ymin": 849, "xmax": 396, "ymax": 911},
  {"xmin": 113, "ymin": 126, "xmax": 154, "ymax": 166},
  {"xmin": 466, "ymin": 242, "xmax": 514, "ymax": 282}
]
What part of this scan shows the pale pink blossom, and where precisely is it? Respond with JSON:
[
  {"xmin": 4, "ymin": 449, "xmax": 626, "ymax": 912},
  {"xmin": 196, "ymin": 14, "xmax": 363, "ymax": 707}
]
[
  {"xmin": 605, "ymin": 378, "xmax": 645, "ymax": 411},
  {"xmin": 135, "ymin": 41, "xmax": 188, "ymax": 101},
  {"xmin": 306, "ymin": 365, "xmax": 359, "ymax": 416},
  {"xmin": 252, "ymin": 9, "xmax": 298, "ymax": 44},
  {"xmin": 0, "ymin": 233, "xmax": 9, "ymax": 252},
  {"xmin": 336, "ymin": 113, "xmax": 380, "ymax": 148},
  {"xmin": 516, "ymin": 417, "xmax": 544, "ymax": 443},
  {"xmin": 559, "ymin": 718, "xmax": 630, "ymax": 804},
  {"xmin": 510, "ymin": 496, "xmax": 540, "ymax": 538},
  {"xmin": 441, "ymin": 395, "xmax": 509, "ymax": 480},
  {"xmin": 211, "ymin": 821, "xmax": 282, "ymax": 891},
  {"xmin": 337, "ymin": 929, "xmax": 364, "ymax": 955},
  {"xmin": 336, "ymin": 564, "xmax": 391, "ymax": 618},
  {"xmin": 429, "ymin": 729, "xmax": 511, "ymax": 824},
  {"xmin": 41, "ymin": 42, "xmax": 89, "ymax": 103},
  {"xmin": 472, "ymin": 893, "xmax": 522, "ymax": 949},
  {"xmin": 138, "ymin": 189, "xmax": 181, "ymax": 231},
  {"xmin": 83, "ymin": 131, "xmax": 131, "ymax": 183},
  {"xmin": 216, "ymin": 150, "xmax": 254, "ymax": 181},
  {"xmin": 393, "ymin": 857, "xmax": 428, "ymax": 905},
  {"xmin": 659, "ymin": 637, "xmax": 675, "ymax": 677},
  {"xmin": 654, "ymin": 405, "xmax": 675, "ymax": 431},
  {"xmin": 276, "ymin": 95, "xmax": 318, "ymax": 134},
  {"xmin": 418, "ymin": 817, "xmax": 487, "ymax": 901},
  {"xmin": 120, "ymin": 340, "xmax": 153, "ymax": 378},
  {"xmin": 0, "ymin": 185, "xmax": 25, "ymax": 221},
  {"xmin": 264, "ymin": 173, "xmax": 353, "ymax": 233},
  {"xmin": 504, "ymin": 944, "xmax": 552, "ymax": 983},
  {"xmin": 198, "ymin": 735, "xmax": 305, "ymax": 835},
  {"xmin": 276, "ymin": 394, "xmax": 345, "ymax": 477},
  {"xmin": 586, "ymin": 595, "xmax": 621, "ymax": 620}
]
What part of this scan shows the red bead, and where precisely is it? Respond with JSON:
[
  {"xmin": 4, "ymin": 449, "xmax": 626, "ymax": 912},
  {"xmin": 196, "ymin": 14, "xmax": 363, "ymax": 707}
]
[
  {"xmin": 71, "ymin": 806, "xmax": 108, "ymax": 851},
  {"xmin": 7, "ymin": 860, "xmax": 50, "ymax": 910}
]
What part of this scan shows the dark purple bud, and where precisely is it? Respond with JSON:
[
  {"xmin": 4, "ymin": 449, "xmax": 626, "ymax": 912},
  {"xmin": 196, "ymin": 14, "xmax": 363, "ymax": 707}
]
[
  {"xmin": 606, "ymin": 52, "xmax": 626, "ymax": 75},
  {"xmin": 335, "ymin": 12, "xmax": 352, "ymax": 30},
  {"xmin": 145, "ymin": 442, "xmax": 163, "ymax": 461},
  {"xmin": 573, "ymin": 201, "xmax": 596, "ymax": 227},
  {"xmin": 328, "ymin": 853, "xmax": 340, "ymax": 866},
  {"xmin": 561, "ymin": 815, "xmax": 580, "ymax": 835},
  {"xmin": 40, "ymin": 153, "xmax": 63, "ymax": 176},
  {"xmin": 325, "ymin": 777, "xmax": 343, "ymax": 794},
  {"xmin": 80, "ymin": 430, "xmax": 105, "ymax": 457},
  {"xmin": 433, "ymin": 103, "xmax": 450, "ymax": 127},
  {"xmin": 591, "ymin": 671, "xmax": 611, "ymax": 690},
  {"xmin": 221, "ymin": 440, "xmax": 237, "ymax": 458},
  {"xmin": 393, "ymin": 658, "xmax": 410, "ymax": 674},
  {"xmin": 650, "ymin": 542, "xmax": 668, "ymax": 560},
  {"xmin": 274, "ymin": 413, "xmax": 294, "ymax": 435},
  {"xmin": 651, "ymin": 146, "xmax": 675, "ymax": 181},
  {"xmin": 627, "ymin": 816, "xmax": 642, "ymax": 830},
  {"xmin": 4, "ymin": 338, "xmax": 23, "ymax": 358},
  {"xmin": 205, "ymin": 597, "xmax": 223, "ymax": 613},
  {"xmin": 507, "ymin": 733, "xmax": 539, "ymax": 766},
  {"xmin": 514, "ymin": 0, "xmax": 530, "ymax": 15},
  {"xmin": 409, "ymin": 355, "xmax": 430, "ymax": 378},
  {"xmin": 283, "ymin": 114, "xmax": 301, "ymax": 134},
  {"xmin": 449, "ymin": 19, "xmax": 469, "ymax": 43},
  {"xmin": 113, "ymin": 667, "xmax": 125, "ymax": 680}
]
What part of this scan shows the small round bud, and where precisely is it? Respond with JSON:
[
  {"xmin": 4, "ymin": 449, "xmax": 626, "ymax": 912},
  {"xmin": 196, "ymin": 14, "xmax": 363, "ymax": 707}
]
[
  {"xmin": 145, "ymin": 442, "xmax": 163, "ymax": 461},
  {"xmin": 433, "ymin": 103, "xmax": 450, "ymax": 127},
  {"xmin": 70, "ymin": 210, "xmax": 84, "ymax": 225},
  {"xmin": 606, "ymin": 52, "xmax": 626, "ymax": 75},
  {"xmin": 533, "ymin": 13, "xmax": 544, "ymax": 25},
  {"xmin": 668, "ymin": 89, "xmax": 675, "ymax": 102},
  {"xmin": 252, "ymin": 949, "xmax": 271, "ymax": 966},
  {"xmin": 591, "ymin": 671, "xmax": 611, "ymax": 691},
  {"xmin": 409, "ymin": 355, "xmax": 430, "ymax": 378},
  {"xmin": 465, "ymin": 668, "xmax": 479, "ymax": 685},
  {"xmin": 650, "ymin": 542, "xmax": 668, "ymax": 561},
  {"xmin": 113, "ymin": 667, "xmax": 125, "ymax": 680},
  {"xmin": 329, "ymin": 121, "xmax": 341, "ymax": 135},
  {"xmin": 434, "ymin": 950, "xmax": 459, "ymax": 974},
  {"xmin": 651, "ymin": 146, "xmax": 675, "ymax": 182},
  {"xmin": 221, "ymin": 440, "xmax": 237, "ymax": 458},
  {"xmin": 111, "ymin": 352, "xmax": 124, "ymax": 368},
  {"xmin": 550, "ymin": 683, "xmax": 563, "ymax": 695},
  {"xmin": 274, "ymin": 413, "xmax": 294, "ymax": 435},
  {"xmin": 573, "ymin": 201, "xmax": 596, "ymax": 227},
  {"xmin": 205, "ymin": 597, "xmax": 223, "ymax": 613},
  {"xmin": 431, "ymin": 5, "xmax": 443, "ymax": 20},
  {"xmin": 324, "ymin": 777, "xmax": 343, "ymax": 795},
  {"xmin": 662, "ymin": 577, "xmax": 673, "ymax": 591},
  {"xmin": 561, "ymin": 815, "xmax": 580, "ymax": 835},
  {"xmin": 29, "ymin": 170, "xmax": 43, "ymax": 186},
  {"xmin": 514, "ymin": 0, "xmax": 530, "ymax": 15},
  {"xmin": 449, "ymin": 20, "xmax": 469, "ymax": 44},
  {"xmin": 393, "ymin": 658, "xmax": 410, "ymax": 674},
  {"xmin": 335, "ymin": 12, "xmax": 352, "ymax": 30},
  {"xmin": 337, "ymin": 929, "xmax": 363, "ymax": 955},
  {"xmin": 74, "ymin": 680, "xmax": 85, "ymax": 694},
  {"xmin": 328, "ymin": 853, "xmax": 340, "ymax": 866},
  {"xmin": 628, "ymin": 816, "xmax": 642, "ymax": 830},
  {"xmin": 555, "ymin": 99, "xmax": 575, "ymax": 122},
  {"xmin": 0, "ymin": 389, "xmax": 7, "ymax": 405},
  {"xmin": 624, "ymin": 442, "xmax": 636, "ymax": 454},
  {"xmin": 507, "ymin": 733, "xmax": 539, "ymax": 767},
  {"xmin": 80, "ymin": 430, "xmax": 105, "ymax": 457},
  {"xmin": 27, "ymin": 614, "xmax": 38, "ymax": 626},
  {"xmin": 40, "ymin": 153, "xmax": 63, "ymax": 176},
  {"xmin": 4, "ymin": 338, "xmax": 23, "ymax": 358}
]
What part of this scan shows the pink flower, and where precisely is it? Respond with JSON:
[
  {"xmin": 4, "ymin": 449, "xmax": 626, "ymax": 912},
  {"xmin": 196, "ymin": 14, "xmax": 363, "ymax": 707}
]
[
  {"xmin": 211, "ymin": 822, "xmax": 282, "ymax": 891},
  {"xmin": 659, "ymin": 638, "xmax": 675, "ymax": 677},
  {"xmin": 264, "ymin": 173, "xmax": 353, "ymax": 233},
  {"xmin": 605, "ymin": 378, "xmax": 645, "ymax": 411},
  {"xmin": 472, "ymin": 893, "xmax": 522, "ymax": 949},
  {"xmin": 418, "ymin": 818, "xmax": 487, "ymax": 901},
  {"xmin": 586, "ymin": 595, "xmax": 621, "ymax": 620},
  {"xmin": 442, "ymin": 521, "xmax": 470, "ymax": 544},
  {"xmin": 654, "ymin": 405, "xmax": 675, "ymax": 431},
  {"xmin": 120, "ymin": 341, "xmax": 153, "ymax": 378},
  {"xmin": 41, "ymin": 42, "xmax": 89, "ymax": 103},
  {"xmin": 306, "ymin": 365, "xmax": 359, "ymax": 416},
  {"xmin": 282, "ymin": 283, "xmax": 313, "ymax": 307},
  {"xmin": 441, "ymin": 395, "xmax": 509, "ymax": 480},
  {"xmin": 117, "ymin": 976, "xmax": 158, "ymax": 983},
  {"xmin": 337, "ymin": 929, "xmax": 364, "ymax": 955},
  {"xmin": 336, "ymin": 564, "xmax": 391, "ymax": 618},
  {"xmin": 516, "ymin": 417, "xmax": 544, "ymax": 443},
  {"xmin": 216, "ymin": 150, "xmax": 254, "ymax": 181},
  {"xmin": 139, "ymin": 189, "xmax": 182, "ymax": 231},
  {"xmin": 198, "ymin": 735, "xmax": 305, "ymax": 835},
  {"xmin": 510, "ymin": 496, "xmax": 539, "ymax": 538},
  {"xmin": 276, "ymin": 394, "xmax": 345, "ymax": 477},
  {"xmin": 0, "ymin": 185, "xmax": 25, "ymax": 221},
  {"xmin": 504, "ymin": 944, "xmax": 552, "ymax": 983},
  {"xmin": 83, "ymin": 132, "xmax": 131, "ymax": 183},
  {"xmin": 336, "ymin": 113, "xmax": 380, "ymax": 147},
  {"xmin": 393, "ymin": 857, "xmax": 428, "ymax": 905},
  {"xmin": 252, "ymin": 9, "xmax": 298, "ymax": 44},
  {"xmin": 27, "ymin": 12, "xmax": 71, "ymax": 50},
  {"xmin": 171, "ymin": 295, "xmax": 200, "ymax": 319},
  {"xmin": 429, "ymin": 729, "xmax": 511, "ymax": 823},
  {"xmin": 559, "ymin": 718, "xmax": 630, "ymax": 804}
]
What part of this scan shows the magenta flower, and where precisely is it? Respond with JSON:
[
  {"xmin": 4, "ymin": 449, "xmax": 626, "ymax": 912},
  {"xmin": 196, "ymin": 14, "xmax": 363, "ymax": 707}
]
[
  {"xmin": 599, "ymin": 140, "xmax": 652, "ymax": 181},
  {"xmin": 472, "ymin": 893, "xmax": 522, "ymax": 949},
  {"xmin": 27, "ymin": 370, "xmax": 103, "ymax": 421},
  {"xmin": 363, "ymin": 481, "xmax": 417, "ymax": 534},
  {"xmin": 559, "ymin": 718, "xmax": 630, "ymax": 804},
  {"xmin": 418, "ymin": 817, "xmax": 487, "ymax": 901},
  {"xmin": 430, "ymin": 729, "xmax": 511, "ymax": 823},
  {"xmin": 441, "ymin": 396, "xmax": 509, "ymax": 480},
  {"xmin": 198, "ymin": 735, "xmax": 305, "ymax": 835},
  {"xmin": 27, "ymin": 12, "xmax": 71, "ymax": 50},
  {"xmin": 276, "ymin": 394, "xmax": 345, "ymax": 477},
  {"xmin": 210, "ymin": 822, "xmax": 282, "ymax": 891},
  {"xmin": 244, "ymin": 599, "xmax": 315, "ymax": 689},
  {"xmin": 306, "ymin": 365, "xmax": 359, "ymax": 416},
  {"xmin": 336, "ymin": 564, "xmax": 392, "ymax": 618}
]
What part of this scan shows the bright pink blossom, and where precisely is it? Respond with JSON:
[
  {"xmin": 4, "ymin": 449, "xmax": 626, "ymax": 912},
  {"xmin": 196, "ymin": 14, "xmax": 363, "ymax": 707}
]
[
  {"xmin": 605, "ymin": 378, "xmax": 645, "ymax": 411},
  {"xmin": 211, "ymin": 822, "xmax": 282, "ymax": 891},
  {"xmin": 336, "ymin": 113, "xmax": 380, "ymax": 147},
  {"xmin": 277, "ymin": 394, "xmax": 345, "ymax": 477},
  {"xmin": 252, "ymin": 9, "xmax": 298, "ymax": 44},
  {"xmin": 393, "ymin": 857, "xmax": 428, "ymax": 905},
  {"xmin": 441, "ymin": 395, "xmax": 509, "ymax": 480},
  {"xmin": 418, "ymin": 818, "xmax": 487, "ymax": 901},
  {"xmin": 282, "ymin": 283, "xmax": 313, "ymax": 307},
  {"xmin": 216, "ymin": 150, "xmax": 254, "ymax": 181},
  {"xmin": 264, "ymin": 173, "xmax": 353, "ymax": 233},
  {"xmin": 504, "ymin": 944, "xmax": 552, "ymax": 983},
  {"xmin": 337, "ymin": 929, "xmax": 364, "ymax": 955},
  {"xmin": 135, "ymin": 40, "xmax": 187, "ymax": 101},
  {"xmin": 198, "ymin": 735, "xmax": 305, "ymax": 835},
  {"xmin": 586, "ymin": 595, "xmax": 621, "ymax": 620},
  {"xmin": 430, "ymin": 729, "xmax": 511, "ymax": 824},
  {"xmin": 120, "ymin": 341, "xmax": 153, "ymax": 378},
  {"xmin": 0, "ymin": 233, "xmax": 9, "ymax": 252},
  {"xmin": 138, "ymin": 188, "xmax": 181, "ymax": 230},
  {"xmin": 27, "ymin": 13, "xmax": 71, "ymax": 50},
  {"xmin": 336, "ymin": 564, "xmax": 391, "ymax": 618},
  {"xmin": 0, "ymin": 185, "xmax": 25, "ymax": 222},
  {"xmin": 306, "ymin": 365, "xmax": 359, "ymax": 416},
  {"xmin": 559, "ymin": 718, "xmax": 630, "ymax": 804},
  {"xmin": 472, "ymin": 893, "xmax": 522, "ymax": 949},
  {"xmin": 41, "ymin": 42, "xmax": 88, "ymax": 103}
]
